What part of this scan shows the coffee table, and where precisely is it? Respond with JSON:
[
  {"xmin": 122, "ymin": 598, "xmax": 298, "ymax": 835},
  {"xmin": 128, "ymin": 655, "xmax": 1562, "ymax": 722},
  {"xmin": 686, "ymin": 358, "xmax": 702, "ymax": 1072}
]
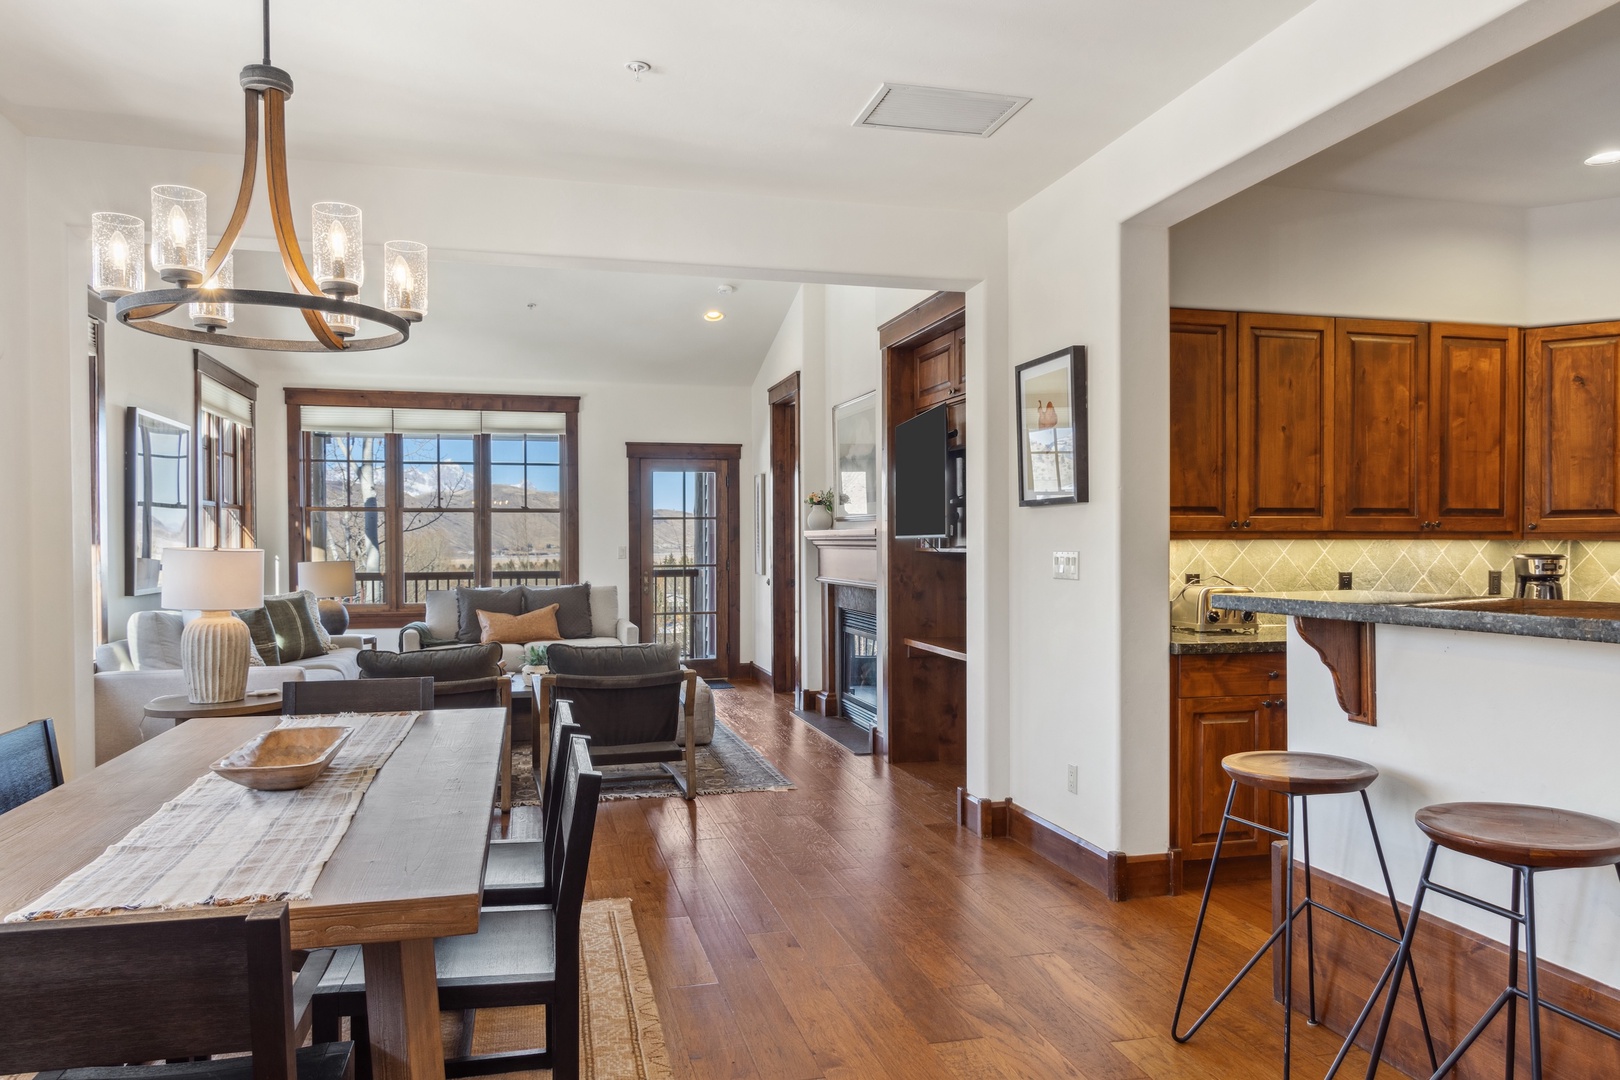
[{"xmin": 144, "ymin": 691, "xmax": 284, "ymax": 722}]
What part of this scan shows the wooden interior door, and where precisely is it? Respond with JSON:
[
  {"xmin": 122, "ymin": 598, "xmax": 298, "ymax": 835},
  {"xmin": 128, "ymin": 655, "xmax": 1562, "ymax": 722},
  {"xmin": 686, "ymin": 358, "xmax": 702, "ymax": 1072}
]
[
  {"xmin": 627, "ymin": 444, "xmax": 741, "ymax": 679},
  {"xmin": 1236, "ymin": 313, "xmax": 1334, "ymax": 532},
  {"xmin": 1332, "ymin": 319, "xmax": 1426, "ymax": 533},
  {"xmin": 1523, "ymin": 322, "xmax": 1620, "ymax": 537},
  {"xmin": 1427, "ymin": 323, "xmax": 1521, "ymax": 535},
  {"xmin": 1170, "ymin": 309, "xmax": 1238, "ymax": 534}
]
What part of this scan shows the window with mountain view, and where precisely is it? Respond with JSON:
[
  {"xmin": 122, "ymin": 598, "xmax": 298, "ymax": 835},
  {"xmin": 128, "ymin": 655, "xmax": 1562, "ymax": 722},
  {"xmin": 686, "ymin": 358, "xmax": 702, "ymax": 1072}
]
[{"xmin": 287, "ymin": 391, "xmax": 579, "ymax": 619}]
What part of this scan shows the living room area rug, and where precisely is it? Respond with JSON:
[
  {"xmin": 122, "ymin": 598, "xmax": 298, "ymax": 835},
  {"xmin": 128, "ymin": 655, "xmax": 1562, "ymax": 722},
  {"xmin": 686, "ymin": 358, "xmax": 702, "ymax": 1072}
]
[
  {"xmin": 439, "ymin": 897, "xmax": 671, "ymax": 1079},
  {"xmin": 509, "ymin": 721, "xmax": 793, "ymax": 803}
]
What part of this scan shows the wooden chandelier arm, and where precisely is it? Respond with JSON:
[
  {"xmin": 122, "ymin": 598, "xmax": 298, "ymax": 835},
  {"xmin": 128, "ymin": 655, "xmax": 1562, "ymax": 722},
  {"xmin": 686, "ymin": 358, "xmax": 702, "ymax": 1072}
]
[{"xmin": 263, "ymin": 89, "xmax": 345, "ymax": 351}]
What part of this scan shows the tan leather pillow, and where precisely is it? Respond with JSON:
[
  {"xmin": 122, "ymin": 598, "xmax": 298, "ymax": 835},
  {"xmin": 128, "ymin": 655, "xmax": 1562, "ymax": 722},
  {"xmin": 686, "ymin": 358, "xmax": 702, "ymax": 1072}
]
[{"xmin": 477, "ymin": 603, "xmax": 562, "ymax": 645}]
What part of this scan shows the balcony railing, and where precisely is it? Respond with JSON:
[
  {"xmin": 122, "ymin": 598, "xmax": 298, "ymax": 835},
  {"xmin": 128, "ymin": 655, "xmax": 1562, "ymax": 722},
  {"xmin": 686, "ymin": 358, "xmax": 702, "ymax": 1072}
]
[
  {"xmin": 352, "ymin": 569, "xmax": 561, "ymax": 606},
  {"xmin": 651, "ymin": 566, "xmax": 715, "ymax": 661}
]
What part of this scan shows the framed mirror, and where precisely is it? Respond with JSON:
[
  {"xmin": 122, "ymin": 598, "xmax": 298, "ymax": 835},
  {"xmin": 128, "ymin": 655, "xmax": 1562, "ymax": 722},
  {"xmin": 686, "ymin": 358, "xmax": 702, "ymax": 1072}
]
[
  {"xmin": 832, "ymin": 391, "xmax": 878, "ymax": 522},
  {"xmin": 126, "ymin": 407, "xmax": 191, "ymax": 595}
]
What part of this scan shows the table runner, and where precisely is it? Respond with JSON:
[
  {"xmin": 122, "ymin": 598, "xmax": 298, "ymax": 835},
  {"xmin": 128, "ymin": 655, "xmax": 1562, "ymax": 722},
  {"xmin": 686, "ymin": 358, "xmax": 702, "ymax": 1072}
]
[{"xmin": 5, "ymin": 712, "xmax": 417, "ymax": 922}]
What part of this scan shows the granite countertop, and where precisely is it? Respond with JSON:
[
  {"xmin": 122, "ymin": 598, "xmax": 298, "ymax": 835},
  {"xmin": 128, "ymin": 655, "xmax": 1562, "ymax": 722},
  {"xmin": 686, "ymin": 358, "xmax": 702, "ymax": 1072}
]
[
  {"xmin": 1170, "ymin": 625, "xmax": 1288, "ymax": 655},
  {"xmin": 1211, "ymin": 591, "xmax": 1620, "ymax": 646}
]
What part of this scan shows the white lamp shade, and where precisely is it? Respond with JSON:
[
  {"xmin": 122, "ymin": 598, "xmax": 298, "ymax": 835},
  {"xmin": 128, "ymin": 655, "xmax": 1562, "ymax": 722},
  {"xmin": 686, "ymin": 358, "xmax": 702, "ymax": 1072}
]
[
  {"xmin": 161, "ymin": 548, "xmax": 265, "ymax": 611},
  {"xmin": 297, "ymin": 559, "xmax": 357, "ymax": 598}
]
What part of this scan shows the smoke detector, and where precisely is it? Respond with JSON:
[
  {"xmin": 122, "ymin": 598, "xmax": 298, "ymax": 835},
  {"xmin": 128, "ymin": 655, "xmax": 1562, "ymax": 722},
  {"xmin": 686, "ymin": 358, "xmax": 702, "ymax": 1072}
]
[{"xmin": 854, "ymin": 83, "xmax": 1030, "ymax": 138}]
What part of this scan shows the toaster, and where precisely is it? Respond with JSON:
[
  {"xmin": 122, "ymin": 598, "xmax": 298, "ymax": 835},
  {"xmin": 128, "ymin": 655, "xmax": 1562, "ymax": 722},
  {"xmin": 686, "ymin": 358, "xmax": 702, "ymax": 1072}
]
[{"xmin": 1171, "ymin": 584, "xmax": 1257, "ymax": 633}]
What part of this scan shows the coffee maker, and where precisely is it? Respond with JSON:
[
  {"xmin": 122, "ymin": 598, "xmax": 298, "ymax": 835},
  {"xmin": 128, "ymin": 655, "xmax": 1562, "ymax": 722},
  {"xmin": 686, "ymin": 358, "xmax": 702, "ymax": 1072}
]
[{"xmin": 1513, "ymin": 553, "xmax": 1567, "ymax": 600}]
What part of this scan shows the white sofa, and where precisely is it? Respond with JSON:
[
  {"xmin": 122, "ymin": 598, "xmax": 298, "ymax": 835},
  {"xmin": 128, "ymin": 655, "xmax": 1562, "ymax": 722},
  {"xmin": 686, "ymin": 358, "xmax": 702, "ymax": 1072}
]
[
  {"xmin": 401, "ymin": 584, "xmax": 638, "ymax": 670},
  {"xmin": 92, "ymin": 610, "xmax": 367, "ymax": 764}
]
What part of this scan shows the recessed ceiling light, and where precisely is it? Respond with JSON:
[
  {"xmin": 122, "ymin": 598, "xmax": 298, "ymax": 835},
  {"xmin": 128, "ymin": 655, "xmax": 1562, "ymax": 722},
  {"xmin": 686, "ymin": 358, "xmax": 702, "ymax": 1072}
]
[
  {"xmin": 1586, "ymin": 150, "xmax": 1620, "ymax": 166},
  {"xmin": 703, "ymin": 310, "xmax": 724, "ymax": 322}
]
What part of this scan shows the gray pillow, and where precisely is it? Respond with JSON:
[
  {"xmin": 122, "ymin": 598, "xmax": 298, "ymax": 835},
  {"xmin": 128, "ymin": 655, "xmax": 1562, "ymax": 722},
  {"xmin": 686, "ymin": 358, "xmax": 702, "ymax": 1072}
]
[
  {"xmin": 521, "ymin": 583, "xmax": 593, "ymax": 639},
  {"xmin": 358, "ymin": 642, "xmax": 502, "ymax": 681},
  {"xmin": 263, "ymin": 592, "xmax": 327, "ymax": 662},
  {"xmin": 547, "ymin": 642, "xmax": 678, "ymax": 677},
  {"xmin": 455, "ymin": 587, "xmax": 524, "ymax": 644},
  {"xmin": 232, "ymin": 607, "xmax": 282, "ymax": 666}
]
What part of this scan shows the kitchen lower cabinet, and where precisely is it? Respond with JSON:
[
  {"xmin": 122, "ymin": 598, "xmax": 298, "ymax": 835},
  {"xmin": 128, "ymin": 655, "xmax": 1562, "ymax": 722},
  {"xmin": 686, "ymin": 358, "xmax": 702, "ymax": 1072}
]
[{"xmin": 1171, "ymin": 652, "xmax": 1288, "ymax": 862}]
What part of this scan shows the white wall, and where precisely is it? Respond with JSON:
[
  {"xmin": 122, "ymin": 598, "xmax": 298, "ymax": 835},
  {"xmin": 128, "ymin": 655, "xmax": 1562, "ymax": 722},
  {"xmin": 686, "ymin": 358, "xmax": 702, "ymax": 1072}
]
[
  {"xmin": 0, "ymin": 114, "xmax": 31, "ymax": 741},
  {"xmin": 748, "ymin": 289, "xmax": 807, "ymax": 678},
  {"xmin": 1528, "ymin": 194, "xmax": 1620, "ymax": 324},
  {"xmin": 1171, "ymin": 183, "xmax": 1528, "ymax": 323}
]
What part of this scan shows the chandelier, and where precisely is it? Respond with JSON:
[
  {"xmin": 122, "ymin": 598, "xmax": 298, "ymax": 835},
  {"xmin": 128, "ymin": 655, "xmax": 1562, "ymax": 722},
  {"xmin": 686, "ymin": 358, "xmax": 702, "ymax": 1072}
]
[{"xmin": 88, "ymin": 1, "xmax": 426, "ymax": 352}]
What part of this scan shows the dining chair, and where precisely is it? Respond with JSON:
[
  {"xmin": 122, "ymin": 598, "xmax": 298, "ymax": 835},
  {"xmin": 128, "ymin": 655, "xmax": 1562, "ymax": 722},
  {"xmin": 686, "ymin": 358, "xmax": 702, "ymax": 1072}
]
[
  {"xmin": 0, "ymin": 717, "xmax": 64, "ymax": 815},
  {"xmin": 311, "ymin": 734, "xmax": 603, "ymax": 1080},
  {"xmin": 281, "ymin": 677, "xmax": 435, "ymax": 715},
  {"xmin": 482, "ymin": 710, "xmax": 582, "ymax": 907},
  {"xmin": 538, "ymin": 642, "xmax": 698, "ymax": 799},
  {"xmin": 0, "ymin": 903, "xmax": 354, "ymax": 1080}
]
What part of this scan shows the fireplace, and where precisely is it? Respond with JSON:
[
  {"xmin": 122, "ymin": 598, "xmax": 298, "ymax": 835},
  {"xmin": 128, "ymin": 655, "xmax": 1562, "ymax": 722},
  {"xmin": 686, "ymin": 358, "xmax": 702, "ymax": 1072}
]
[
  {"xmin": 805, "ymin": 526, "xmax": 879, "ymax": 734},
  {"xmin": 838, "ymin": 607, "xmax": 879, "ymax": 728}
]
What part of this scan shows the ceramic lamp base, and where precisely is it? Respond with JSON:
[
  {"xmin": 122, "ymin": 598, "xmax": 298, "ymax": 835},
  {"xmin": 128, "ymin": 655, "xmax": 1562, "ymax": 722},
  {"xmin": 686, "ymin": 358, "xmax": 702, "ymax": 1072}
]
[
  {"xmin": 316, "ymin": 598, "xmax": 350, "ymax": 635},
  {"xmin": 181, "ymin": 609, "xmax": 251, "ymax": 704}
]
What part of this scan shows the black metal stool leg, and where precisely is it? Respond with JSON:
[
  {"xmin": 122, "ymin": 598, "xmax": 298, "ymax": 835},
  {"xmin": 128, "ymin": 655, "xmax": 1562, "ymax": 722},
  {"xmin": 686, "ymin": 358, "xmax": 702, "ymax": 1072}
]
[
  {"xmin": 1523, "ymin": 869, "xmax": 1543, "ymax": 1080},
  {"xmin": 1283, "ymin": 793, "xmax": 1297, "ymax": 1080},
  {"xmin": 1362, "ymin": 790, "xmax": 1440, "ymax": 1075},
  {"xmin": 1303, "ymin": 794, "xmax": 1320, "ymax": 1026},
  {"xmin": 1363, "ymin": 841, "xmax": 1438, "ymax": 1079},
  {"xmin": 1172, "ymin": 779, "xmax": 1240, "ymax": 1041},
  {"xmin": 1506, "ymin": 868, "xmax": 1522, "ymax": 1080}
]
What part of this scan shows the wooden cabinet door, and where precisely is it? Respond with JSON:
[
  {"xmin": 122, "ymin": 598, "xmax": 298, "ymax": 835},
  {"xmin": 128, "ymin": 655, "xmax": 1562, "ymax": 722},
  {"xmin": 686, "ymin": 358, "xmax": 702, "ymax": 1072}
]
[
  {"xmin": 1174, "ymin": 694, "xmax": 1287, "ymax": 861},
  {"xmin": 1237, "ymin": 314, "xmax": 1334, "ymax": 531},
  {"xmin": 954, "ymin": 327, "xmax": 966, "ymax": 394},
  {"xmin": 1524, "ymin": 321, "xmax": 1620, "ymax": 537},
  {"xmin": 1428, "ymin": 323, "xmax": 1521, "ymax": 535},
  {"xmin": 1171, "ymin": 309, "xmax": 1238, "ymax": 534},
  {"xmin": 1332, "ymin": 319, "xmax": 1426, "ymax": 533},
  {"xmin": 914, "ymin": 330, "xmax": 959, "ymax": 410}
]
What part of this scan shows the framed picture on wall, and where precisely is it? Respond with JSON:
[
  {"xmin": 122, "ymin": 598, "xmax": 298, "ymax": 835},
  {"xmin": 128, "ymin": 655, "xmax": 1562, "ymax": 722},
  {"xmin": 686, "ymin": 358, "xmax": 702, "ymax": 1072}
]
[
  {"xmin": 754, "ymin": 473, "xmax": 767, "ymax": 575},
  {"xmin": 1015, "ymin": 346, "xmax": 1088, "ymax": 506},
  {"xmin": 832, "ymin": 390, "xmax": 878, "ymax": 521},
  {"xmin": 126, "ymin": 407, "xmax": 192, "ymax": 595}
]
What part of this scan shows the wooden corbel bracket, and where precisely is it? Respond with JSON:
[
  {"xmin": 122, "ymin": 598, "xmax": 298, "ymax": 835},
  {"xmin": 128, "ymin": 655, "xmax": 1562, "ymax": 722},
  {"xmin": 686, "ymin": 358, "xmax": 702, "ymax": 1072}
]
[{"xmin": 1293, "ymin": 617, "xmax": 1377, "ymax": 725}]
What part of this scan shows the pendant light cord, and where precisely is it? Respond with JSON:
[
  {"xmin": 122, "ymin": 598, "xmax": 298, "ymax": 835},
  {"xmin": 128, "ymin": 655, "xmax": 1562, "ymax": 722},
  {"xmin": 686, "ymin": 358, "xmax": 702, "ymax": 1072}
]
[{"xmin": 262, "ymin": 0, "xmax": 271, "ymax": 65}]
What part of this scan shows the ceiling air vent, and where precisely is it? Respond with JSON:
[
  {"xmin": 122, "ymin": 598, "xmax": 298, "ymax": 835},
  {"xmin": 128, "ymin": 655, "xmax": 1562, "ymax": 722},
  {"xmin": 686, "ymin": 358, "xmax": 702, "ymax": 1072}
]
[{"xmin": 854, "ymin": 83, "xmax": 1030, "ymax": 138}]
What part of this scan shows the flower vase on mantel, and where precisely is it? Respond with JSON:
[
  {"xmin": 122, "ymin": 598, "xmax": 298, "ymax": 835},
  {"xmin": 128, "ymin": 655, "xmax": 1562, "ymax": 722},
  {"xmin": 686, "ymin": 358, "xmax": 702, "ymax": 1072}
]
[{"xmin": 805, "ymin": 489, "xmax": 835, "ymax": 531}]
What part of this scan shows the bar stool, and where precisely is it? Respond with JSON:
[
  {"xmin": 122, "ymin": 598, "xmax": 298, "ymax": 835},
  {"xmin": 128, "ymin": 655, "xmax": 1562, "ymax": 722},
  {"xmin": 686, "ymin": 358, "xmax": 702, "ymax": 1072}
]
[
  {"xmin": 1361, "ymin": 802, "xmax": 1620, "ymax": 1079},
  {"xmin": 1172, "ymin": 751, "xmax": 1437, "ymax": 1080}
]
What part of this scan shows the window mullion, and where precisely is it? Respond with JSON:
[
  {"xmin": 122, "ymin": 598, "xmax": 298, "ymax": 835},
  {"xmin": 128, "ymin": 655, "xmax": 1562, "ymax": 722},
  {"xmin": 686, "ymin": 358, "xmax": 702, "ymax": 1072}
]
[
  {"xmin": 386, "ymin": 433, "xmax": 405, "ymax": 608},
  {"xmin": 475, "ymin": 433, "xmax": 491, "ymax": 586}
]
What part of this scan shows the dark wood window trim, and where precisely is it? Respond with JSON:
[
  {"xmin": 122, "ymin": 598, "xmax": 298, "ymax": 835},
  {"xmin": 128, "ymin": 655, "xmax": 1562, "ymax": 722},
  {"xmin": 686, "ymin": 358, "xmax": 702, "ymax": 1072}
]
[
  {"xmin": 194, "ymin": 351, "xmax": 258, "ymax": 550},
  {"xmin": 284, "ymin": 388, "xmax": 581, "ymax": 627}
]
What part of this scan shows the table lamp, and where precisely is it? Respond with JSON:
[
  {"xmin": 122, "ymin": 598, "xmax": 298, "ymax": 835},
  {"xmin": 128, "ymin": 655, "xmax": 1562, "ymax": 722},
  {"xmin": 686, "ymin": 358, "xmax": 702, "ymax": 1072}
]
[
  {"xmin": 161, "ymin": 547, "xmax": 265, "ymax": 704},
  {"xmin": 297, "ymin": 560, "xmax": 358, "ymax": 634}
]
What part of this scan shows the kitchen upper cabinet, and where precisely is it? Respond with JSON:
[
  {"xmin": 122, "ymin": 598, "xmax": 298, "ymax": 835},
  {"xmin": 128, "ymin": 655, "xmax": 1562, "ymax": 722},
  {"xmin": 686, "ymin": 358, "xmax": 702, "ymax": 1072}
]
[
  {"xmin": 1171, "ymin": 654, "xmax": 1287, "ymax": 862},
  {"xmin": 1333, "ymin": 320, "xmax": 1427, "ymax": 533},
  {"xmin": 1524, "ymin": 321, "xmax": 1620, "ymax": 537},
  {"xmin": 1171, "ymin": 309, "xmax": 1239, "ymax": 533},
  {"xmin": 1428, "ymin": 323, "xmax": 1521, "ymax": 535},
  {"xmin": 913, "ymin": 328, "xmax": 964, "ymax": 411},
  {"xmin": 1236, "ymin": 313, "xmax": 1334, "ymax": 532}
]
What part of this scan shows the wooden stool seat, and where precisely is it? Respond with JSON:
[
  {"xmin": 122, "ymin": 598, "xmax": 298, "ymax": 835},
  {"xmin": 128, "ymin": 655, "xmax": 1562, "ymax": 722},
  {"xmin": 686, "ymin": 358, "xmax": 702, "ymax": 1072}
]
[
  {"xmin": 1222, "ymin": 750, "xmax": 1379, "ymax": 796},
  {"xmin": 1415, "ymin": 802, "xmax": 1620, "ymax": 870}
]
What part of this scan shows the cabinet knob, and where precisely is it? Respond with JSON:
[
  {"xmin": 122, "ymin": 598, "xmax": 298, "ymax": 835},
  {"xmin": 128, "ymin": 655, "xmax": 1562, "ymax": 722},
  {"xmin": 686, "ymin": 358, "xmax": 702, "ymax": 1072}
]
[
  {"xmin": 1268, "ymin": 671, "xmax": 1280, "ymax": 679},
  {"xmin": 1242, "ymin": 520, "xmax": 1252, "ymax": 529},
  {"xmin": 1229, "ymin": 520, "xmax": 1239, "ymax": 530},
  {"xmin": 1261, "ymin": 699, "xmax": 1275, "ymax": 708},
  {"xmin": 1527, "ymin": 522, "xmax": 1538, "ymax": 531}
]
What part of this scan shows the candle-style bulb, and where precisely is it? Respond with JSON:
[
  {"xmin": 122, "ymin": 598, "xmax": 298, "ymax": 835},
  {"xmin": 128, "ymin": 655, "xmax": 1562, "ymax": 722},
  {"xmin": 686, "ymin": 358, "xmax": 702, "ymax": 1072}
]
[
  {"xmin": 329, "ymin": 223, "xmax": 346, "ymax": 259},
  {"xmin": 109, "ymin": 233, "xmax": 128, "ymax": 279},
  {"xmin": 168, "ymin": 204, "xmax": 189, "ymax": 249}
]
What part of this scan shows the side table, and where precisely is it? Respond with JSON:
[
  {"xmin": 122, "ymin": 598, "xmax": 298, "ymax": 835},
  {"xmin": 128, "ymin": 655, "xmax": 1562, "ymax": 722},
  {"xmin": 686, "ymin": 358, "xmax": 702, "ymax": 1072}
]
[{"xmin": 144, "ymin": 691, "xmax": 284, "ymax": 723}]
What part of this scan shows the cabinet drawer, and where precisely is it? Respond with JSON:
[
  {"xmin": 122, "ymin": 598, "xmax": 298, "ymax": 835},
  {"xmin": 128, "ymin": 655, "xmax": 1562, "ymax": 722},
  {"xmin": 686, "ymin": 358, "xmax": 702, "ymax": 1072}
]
[{"xmin": 1176, "ymin": 653, "xmax": 1285, "ymax": 698}]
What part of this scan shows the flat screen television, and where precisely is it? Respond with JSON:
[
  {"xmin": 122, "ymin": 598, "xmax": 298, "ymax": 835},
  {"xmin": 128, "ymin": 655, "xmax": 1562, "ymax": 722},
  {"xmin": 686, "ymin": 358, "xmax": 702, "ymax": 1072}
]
[{"xmin": 894, "ymin": 404, "xmax": 949, "ymax": 539}]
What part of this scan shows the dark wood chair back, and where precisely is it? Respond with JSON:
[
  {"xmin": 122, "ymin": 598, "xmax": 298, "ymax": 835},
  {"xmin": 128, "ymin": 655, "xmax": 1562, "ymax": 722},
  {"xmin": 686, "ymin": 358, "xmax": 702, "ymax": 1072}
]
[
  {"xmin": 543, "ymin": 707, "xmax": 584, "ymax": 890},
  {"xmin": 552, "ymin": 734, "xmax": 604, "ymax": 992},
  {"xmin": 0, "ymin": 903, "xmax": 329, "ymax": 1080},
  {"xmin": 281, "ymin": 677, "xmax": 434, "ymax": 715},
  {"xmin": 0, "ymin": 717, "xmax": 64, "ymax": 815},
  {"xmin": 541, "ymin": 645, "xmax": 695, "ymax": 768}
]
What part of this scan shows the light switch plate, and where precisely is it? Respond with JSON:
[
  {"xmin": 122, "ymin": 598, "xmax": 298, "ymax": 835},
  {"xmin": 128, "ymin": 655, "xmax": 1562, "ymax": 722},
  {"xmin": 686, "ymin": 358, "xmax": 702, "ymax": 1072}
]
[
  {"xmin": 1067, "ymin": 764, "xmax": 1079, "ymax": 794},
  {"xmin": 618, "ymin": 546, "xmax": 628, "ymax": 560},
  {"xmin": 1053, "ymin": 551, "xmax": 1080, "ymax": 580}
]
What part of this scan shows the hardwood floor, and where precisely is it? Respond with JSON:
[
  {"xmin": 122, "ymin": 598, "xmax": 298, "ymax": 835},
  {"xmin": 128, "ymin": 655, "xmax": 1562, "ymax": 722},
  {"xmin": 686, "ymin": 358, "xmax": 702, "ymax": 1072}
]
[{"xmin": 510, "ymin": 678, "xmax": 1402, "ymax": 1079}]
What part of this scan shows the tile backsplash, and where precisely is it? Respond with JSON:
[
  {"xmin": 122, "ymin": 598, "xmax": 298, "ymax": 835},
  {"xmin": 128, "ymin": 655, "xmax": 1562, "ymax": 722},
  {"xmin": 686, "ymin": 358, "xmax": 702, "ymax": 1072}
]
[{"xmin": 1171, "ymin": 538, "xmax": 1620, "ymax": 619}]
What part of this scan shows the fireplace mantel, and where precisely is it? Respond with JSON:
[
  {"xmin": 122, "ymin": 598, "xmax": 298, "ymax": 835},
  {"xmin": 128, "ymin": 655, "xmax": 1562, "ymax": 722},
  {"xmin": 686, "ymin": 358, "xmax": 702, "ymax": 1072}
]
[{"xmin": 806, "ymin": 527, "xmax": 877, "ymax": 586}]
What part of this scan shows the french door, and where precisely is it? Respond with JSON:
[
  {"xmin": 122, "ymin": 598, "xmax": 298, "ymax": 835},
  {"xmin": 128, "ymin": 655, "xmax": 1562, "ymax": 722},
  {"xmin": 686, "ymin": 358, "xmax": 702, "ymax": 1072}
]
[{"xmin": 627, "ymin": 444, "xmax": 741, "ymax": 679}]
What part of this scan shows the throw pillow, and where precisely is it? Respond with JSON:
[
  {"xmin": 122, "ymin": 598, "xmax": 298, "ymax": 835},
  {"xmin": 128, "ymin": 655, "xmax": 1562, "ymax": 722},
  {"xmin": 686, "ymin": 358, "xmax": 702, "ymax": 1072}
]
[
  {"xmin": 589, "ymin": 584, "xmax": 620, "ymax": 639},
  {"xmin": 263, "ymin": 591, "xmax": 328, "ymax": 662},
  {"xmin": 455, "ymin": 587, "xmax": 524, "ymax": 644},
  {"xmin": 232, "ymin": 606, "xmax": 282, "ymax": 666},
  {"xmin": 357, "ymin": 642, "xmax": 502, "ymax": 682},
  {"xmin": 478, "ymin": 604, "xmax": 562, "ymax": 645},
  {"xmin": 520, "ymin": 583, "xmax": 593, "ymax": 639}
]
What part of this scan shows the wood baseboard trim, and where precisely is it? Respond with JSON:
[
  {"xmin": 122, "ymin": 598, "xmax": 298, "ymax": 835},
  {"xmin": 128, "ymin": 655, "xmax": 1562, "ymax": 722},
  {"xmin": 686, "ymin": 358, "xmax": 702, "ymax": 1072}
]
[
  {"xmin": 956, "ymin": 789, "xmax": 1010, "ymax": 837},
  {"xmin": 1271, "ymin": 842, "xmax": 1620, "ymax": 1076},
  {"xmin": 741, "ymin": 662, "xmax": 770, "ymax": 685},
  {"xmin": 1002, "ymin": 803, "xmax": 1178, "ymax": 901},
  {"xmin": 872, "ymin": 727, "xmax": 888, "ymax": 757}
]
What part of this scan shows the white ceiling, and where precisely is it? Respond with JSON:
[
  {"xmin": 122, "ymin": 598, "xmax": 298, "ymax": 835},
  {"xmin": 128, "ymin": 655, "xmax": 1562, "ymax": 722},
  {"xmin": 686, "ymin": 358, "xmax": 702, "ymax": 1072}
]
[
  {"xmin": 230, "ymin": 252, "xmax": 801, "ymax": 386},
  {"xmin": 1270, "ymin": 4, "xmax": 1620, "ymax": 208},
  {"xmin": 0, "ymin": 0, "xmax": 1314, "ymax": 212}
]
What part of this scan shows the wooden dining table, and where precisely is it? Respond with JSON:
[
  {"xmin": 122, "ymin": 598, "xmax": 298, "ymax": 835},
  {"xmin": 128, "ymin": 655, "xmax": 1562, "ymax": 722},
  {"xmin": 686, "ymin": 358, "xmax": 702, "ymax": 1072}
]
[{"xmin": 0, "ymin": 707, "xmax": 506, "ymax": 1080}]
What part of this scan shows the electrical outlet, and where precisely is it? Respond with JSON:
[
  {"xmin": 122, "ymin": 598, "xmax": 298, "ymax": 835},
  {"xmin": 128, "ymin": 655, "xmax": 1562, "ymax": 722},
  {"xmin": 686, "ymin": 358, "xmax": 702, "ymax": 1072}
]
[
  {"xmin": 1185, "ymin": 572, "xmax": 1201, "ymax": 585},
  {"xmin": 1066, "ymin": 764, "xmax": 1079, "ymax": 794},
  {"xmin": 1338, "ymin": 571, "xmax": 1353, "ymax": 590},
  {"xmin": 1488, "ymin": 570, "xmax": 1503, "ymax": 596},
  {"xmin": 1053, "ymin": 551, "xmax": 1080, "ymax": 580}
]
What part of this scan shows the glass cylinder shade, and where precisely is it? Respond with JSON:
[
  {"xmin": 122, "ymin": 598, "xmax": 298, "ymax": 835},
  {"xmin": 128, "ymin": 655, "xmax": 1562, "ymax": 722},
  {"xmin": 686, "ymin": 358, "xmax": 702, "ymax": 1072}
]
[
  {"xmin": 91, "ymin": 213, "xmax": 145, "ymax": 299},
  {"xmin": 150, "ymin": 186, "xmax": 207, "ymax": 284},
  {"xmin": 189, "ymin": 251, "xmax": 234, "ymax": 330},
  {"xmin": 312, "ymin": 202, "xmax": 363, "ymax": 295},
  {"xmin": 383, "ymin": 241, "xmax": 428, "ymax": 321},
  {"xmin": 325, "ymin": 306, "xmax": 357, "ymax": 338}
]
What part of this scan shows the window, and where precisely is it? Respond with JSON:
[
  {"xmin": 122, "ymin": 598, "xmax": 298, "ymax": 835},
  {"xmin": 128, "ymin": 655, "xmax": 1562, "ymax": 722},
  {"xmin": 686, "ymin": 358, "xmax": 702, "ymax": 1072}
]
[
  {"xmin": 194, "ymin": 352, "xmax": 256, "ymax": 549},
  {"xmin": 287, "ymin": 390, "xmax": 579, "ymax": 621}
]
